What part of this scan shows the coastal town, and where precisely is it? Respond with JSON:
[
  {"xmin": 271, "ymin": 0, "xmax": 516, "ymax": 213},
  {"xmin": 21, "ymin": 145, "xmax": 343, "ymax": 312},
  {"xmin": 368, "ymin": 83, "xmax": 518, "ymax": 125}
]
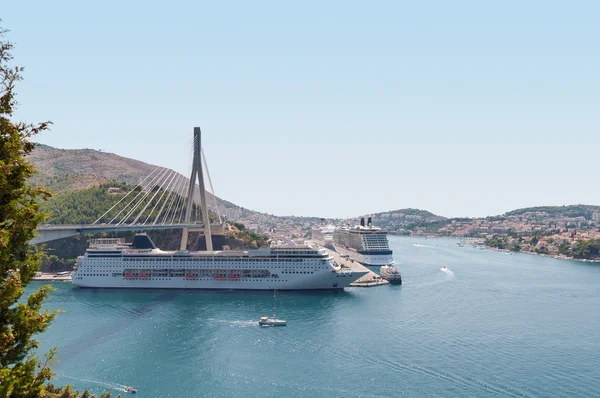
[{"xmin": 228, "ymin": 205, "xmax": 600, "ymax": 262}]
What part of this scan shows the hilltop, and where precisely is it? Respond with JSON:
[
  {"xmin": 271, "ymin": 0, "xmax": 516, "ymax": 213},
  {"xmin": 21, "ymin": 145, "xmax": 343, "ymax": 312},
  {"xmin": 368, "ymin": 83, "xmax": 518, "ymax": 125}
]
[
  {"xmin": 503, "ymin": 205, "xmax": 600, "ymax": 219},
  {"xmin": 355, "ymin": 208, "xmax": 448, "ymax": 234}
]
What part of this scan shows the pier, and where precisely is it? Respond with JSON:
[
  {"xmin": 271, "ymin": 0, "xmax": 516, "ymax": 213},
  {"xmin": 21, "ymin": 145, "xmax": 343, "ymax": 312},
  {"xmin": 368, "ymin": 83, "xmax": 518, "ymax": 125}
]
[
  {"xmin": 312, "ymin": 244, "xmax": 390, "ymax": 287},
  {"xmin": 33, "ymin": 273, "xmax": 72, "ymax": 282}
]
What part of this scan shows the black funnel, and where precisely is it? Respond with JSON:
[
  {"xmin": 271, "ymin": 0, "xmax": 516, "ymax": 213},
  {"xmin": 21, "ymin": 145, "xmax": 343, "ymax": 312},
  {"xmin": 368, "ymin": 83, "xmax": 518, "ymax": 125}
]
[
  {"xmin": 360, "ymin": 218, "xmax": 365, "ymax": 226},
  {"xmin": 131, "ymin": 234, "xmax": 157, "ymax": 249},
  {"xmin": 367, "ymin": 217, "xmax": 372, "ymax": 226}
]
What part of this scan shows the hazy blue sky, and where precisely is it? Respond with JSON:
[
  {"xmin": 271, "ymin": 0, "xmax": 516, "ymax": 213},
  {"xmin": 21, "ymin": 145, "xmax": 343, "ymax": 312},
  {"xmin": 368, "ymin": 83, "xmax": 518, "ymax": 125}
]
[{"xmin": 3, "ymin": 1, "xmax": 599, "ymax": 218}]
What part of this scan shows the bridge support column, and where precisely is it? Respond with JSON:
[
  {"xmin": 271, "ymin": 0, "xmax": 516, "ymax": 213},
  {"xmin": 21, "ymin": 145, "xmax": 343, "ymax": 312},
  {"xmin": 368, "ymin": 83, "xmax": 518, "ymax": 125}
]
[{"xmin": 180, "ymin": 127, "xmax": 213, "ymax": 251}]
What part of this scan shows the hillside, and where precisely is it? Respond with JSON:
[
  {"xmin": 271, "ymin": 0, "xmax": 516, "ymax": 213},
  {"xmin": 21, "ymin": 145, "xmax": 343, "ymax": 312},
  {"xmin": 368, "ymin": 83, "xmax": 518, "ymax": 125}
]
[
  {"xmin": 28, "ymin": 144, "xmax": 158, "ymax": 192},
  {"xmin": 504, "ymin": 205, "xmax": 600, "ymax": 220},
  {"xmin": 27, "ymin": 143, "xmax": 343, "ymax": 239},
  {"xmin": 360, "ymin": 208, "xmax": 448, "ymax": 233},
  {"xmin": 28, "ymin": 143, "xmax": 265, "ymax": 223}
]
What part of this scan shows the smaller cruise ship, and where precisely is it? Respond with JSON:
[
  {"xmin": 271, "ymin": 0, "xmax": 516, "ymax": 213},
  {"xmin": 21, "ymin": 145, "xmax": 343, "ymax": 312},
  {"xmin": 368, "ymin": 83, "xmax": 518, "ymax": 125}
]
[
  {"xmin": 311, "ymin": 223, "xmax": 335, "ymax": 247},
  {"xmin": 333, "ymin": 217, "xmax": 394, "ymax": 266},
  {"xmin": 380, "ymin": 265, "xmax": 402, "ymax": 285}
]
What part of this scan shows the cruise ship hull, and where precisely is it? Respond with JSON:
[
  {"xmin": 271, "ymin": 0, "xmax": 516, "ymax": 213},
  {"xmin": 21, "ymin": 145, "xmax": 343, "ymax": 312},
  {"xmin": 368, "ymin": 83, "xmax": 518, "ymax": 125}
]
[
  {"xmin": 73, "ymin": 270, "xmax": 366, "ymax": 290},
  {"xmin": 333, "ymin": 244, "xmax": 394, "ymax": 266}
]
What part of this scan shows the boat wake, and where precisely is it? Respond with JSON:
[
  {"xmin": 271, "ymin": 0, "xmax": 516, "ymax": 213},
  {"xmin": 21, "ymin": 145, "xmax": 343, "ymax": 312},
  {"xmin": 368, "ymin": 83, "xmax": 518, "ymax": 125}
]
[
  {"xmin": 205, "ymin": 318, "xmax": 257, "ymax": 327},
  {"xmin": 58, "ymin": 375, "xmax": 132, "ymax": 393}
]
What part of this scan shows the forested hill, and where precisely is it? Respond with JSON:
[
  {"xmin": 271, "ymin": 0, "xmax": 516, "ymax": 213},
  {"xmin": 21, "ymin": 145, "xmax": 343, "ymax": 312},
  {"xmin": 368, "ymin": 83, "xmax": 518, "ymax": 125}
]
[
  {"xmin": 504, "ymin": 205, "xmax": 600, "ymax": 219},
  {"xmin": 359, "ymin": 208, "xmax": 448, "ymax": 233}
]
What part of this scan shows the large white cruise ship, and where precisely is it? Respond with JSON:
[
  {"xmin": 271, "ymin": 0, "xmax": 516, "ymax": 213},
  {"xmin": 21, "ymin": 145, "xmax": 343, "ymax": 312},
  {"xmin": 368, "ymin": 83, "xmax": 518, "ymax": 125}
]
[
  {"xmin": 333, "ymin": 217, "xmax": 394, "ymax": 266},
  {"xmin": 72, "ymin": 234, "xmax": 367, "ymax": 290}
]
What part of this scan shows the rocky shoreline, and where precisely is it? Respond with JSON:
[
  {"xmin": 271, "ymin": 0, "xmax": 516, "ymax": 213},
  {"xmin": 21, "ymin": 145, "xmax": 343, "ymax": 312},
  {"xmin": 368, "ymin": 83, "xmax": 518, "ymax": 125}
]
[{"xmin": 486, "ymin": 246, "xmax": 600, "ymax": 263}]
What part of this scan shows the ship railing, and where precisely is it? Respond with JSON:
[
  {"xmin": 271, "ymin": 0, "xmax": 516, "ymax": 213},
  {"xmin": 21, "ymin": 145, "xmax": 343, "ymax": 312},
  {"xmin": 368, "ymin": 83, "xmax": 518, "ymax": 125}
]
[{"xmin": 90, "ymin": 238, "xmax": 125, "ymax": 247}]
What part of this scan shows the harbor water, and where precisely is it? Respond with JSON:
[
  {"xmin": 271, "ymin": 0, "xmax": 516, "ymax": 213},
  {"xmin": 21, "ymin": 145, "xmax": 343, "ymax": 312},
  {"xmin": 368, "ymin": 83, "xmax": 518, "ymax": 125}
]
[{"xmin": 31, "ymin": 236, "xmax": 600, "ymax": 397}]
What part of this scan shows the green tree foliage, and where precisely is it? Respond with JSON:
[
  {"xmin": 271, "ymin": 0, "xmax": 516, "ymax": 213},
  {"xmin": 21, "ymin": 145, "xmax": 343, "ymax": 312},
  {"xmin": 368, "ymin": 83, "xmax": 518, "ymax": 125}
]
[
  {"xmin": 558, "ymin": 242, "xmax": 571, "ymax": 256},
  {"xmin": 1, "ymin": 23, "xmax": 115, "ymax": 398},
  {"xmin": 227, "ymin": 222, "xmax": 268, "ymax": 249},
  {"xmin": 0, "ymin": 23, "xmax": 60, "ymax": 396},
  {"xmin": 485, "ymin": 237, "xmax": 508, "ymax": 250},
  {"xmin": 43, "ymin": 384, "xmax": 121, "ymax": 398},
  {"xmin": 572, "ymin": 239, "xmax": 600, "ymax": 260},
  {"xmin": 40, "ymin": 181, "xmax": 211, "ymax": 225}
]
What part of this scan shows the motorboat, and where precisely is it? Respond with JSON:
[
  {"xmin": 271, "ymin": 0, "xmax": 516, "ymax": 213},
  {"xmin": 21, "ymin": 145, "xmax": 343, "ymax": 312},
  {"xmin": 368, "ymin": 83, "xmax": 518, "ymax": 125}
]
[
  {"xmin": 380, "ymin": 264, "xmax": 402, "ymax": 285},
  {"xmin": 258, "ymin": 316, "xmax": 287, "ymax": 327},
  {"xmin": 124, "ymin": 386, "xmax": 137, "ymax": 393}
]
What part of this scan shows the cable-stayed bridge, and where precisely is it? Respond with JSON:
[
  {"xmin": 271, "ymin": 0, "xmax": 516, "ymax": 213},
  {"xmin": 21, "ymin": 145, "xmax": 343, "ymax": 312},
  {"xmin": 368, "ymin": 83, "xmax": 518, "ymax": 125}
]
[{"xmin": 32, "ymin": 127, "xmax": 223, "ymax": 250}]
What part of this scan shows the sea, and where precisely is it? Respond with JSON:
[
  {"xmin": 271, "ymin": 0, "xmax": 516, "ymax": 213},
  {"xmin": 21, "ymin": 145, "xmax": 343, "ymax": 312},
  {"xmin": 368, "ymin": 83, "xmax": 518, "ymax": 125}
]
[{"xmin": 29, "ymin": 236, "xmax": 600, "ymax": 397}]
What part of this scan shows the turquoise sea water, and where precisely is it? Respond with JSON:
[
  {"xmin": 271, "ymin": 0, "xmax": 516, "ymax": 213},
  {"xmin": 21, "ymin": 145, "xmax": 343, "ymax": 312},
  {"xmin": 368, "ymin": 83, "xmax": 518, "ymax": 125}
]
[{"xmin": 31, "ymin": 236, "xmax": 600, "ymax": 397}]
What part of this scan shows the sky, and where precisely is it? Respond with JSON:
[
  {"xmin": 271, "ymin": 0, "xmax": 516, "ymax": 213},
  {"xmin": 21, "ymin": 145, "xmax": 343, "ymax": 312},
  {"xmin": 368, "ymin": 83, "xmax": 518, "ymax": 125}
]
[{"xmin": 3, "ymin": 1, "xmax": 599, "ymax": 218}]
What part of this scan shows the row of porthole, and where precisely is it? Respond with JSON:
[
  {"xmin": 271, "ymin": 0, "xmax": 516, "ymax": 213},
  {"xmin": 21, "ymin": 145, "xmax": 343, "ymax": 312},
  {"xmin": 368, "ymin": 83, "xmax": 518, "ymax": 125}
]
[
  {"xmin": 120, "ymin": 278, "xmax": 289, "ymax": 282},
  {"xmin": 84, "ymin": 264, "xmax": 322, "ymax": 268},
  {"xmin": 282, "ymin": 271, "xmax": 314, "ymax": 274}
]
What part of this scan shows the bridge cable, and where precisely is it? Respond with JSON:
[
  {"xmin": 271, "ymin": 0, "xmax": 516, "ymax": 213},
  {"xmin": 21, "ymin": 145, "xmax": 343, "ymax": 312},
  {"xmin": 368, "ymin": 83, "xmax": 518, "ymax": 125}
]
[
  {"xmin": 166, "ymin": 173, "xmax": 188, "ymax": 225},
  {"xmin": 160, "ymin": 174, "xmax": 184, "ymax": 225},
  {"xmin": 201, "ymin": 147, "xmax": 222, "ymax": 224},
  {"xmin": 171, "ymin": 144, "xmax": 194, "ymax": 225},
  {"xmin": 120, "ymin": 167, "xmax": 170, "ymax": 225},
  {"xmin": 131, "ymin": 168, "xmax": 175, "ymax": 225},
  {"xmin": 113, "ymin": 167, "xmax": 167, "ymax": 225},
  {"xmin": 136, "ymin": 167, "xmax": 176, "ymax": 225},
  {"xmin": 148, "ymin": 169, "xmax": 179, "ymax": 225},
  {"xmin": 93, "ymin": 166, "xmax": 161, "ymax": 224},
  {"xmin": 171, "ymin": 175, "xmax": 189, "ymax": 225},
  {"xmin": 107, "ymin": 168, "xmax": 164, "ymax": 224}
]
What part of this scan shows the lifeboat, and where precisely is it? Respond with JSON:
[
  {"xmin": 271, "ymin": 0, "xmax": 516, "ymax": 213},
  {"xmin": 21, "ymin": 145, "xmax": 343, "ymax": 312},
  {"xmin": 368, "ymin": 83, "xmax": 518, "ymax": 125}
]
[
  {"xmin": 213, "ymin": 275, "xmax": 225, "ymax": 279},
  {"xmin": 185, "ymin": 274, "xmax": 199, "ymax": 279},
  {"xmin": 228, "ymin": 275, "xmax": 240, "ymax": 279},
  {"xmin": 124, "ymin": 273, "xmax": 136, "ymax": 279},
  {"xmin": 138, "ymin": 273, "xmax": 150, "ymax": 279}
]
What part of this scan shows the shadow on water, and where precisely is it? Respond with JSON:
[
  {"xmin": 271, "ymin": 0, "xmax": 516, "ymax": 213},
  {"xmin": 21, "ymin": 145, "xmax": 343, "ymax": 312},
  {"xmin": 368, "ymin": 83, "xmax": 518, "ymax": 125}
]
[
  {"xmin": 59, "ymin": 287, "xmax": 357, "ymax": 361},
  {"xmin": 58, "ymin": 290, "xmax": 178, "ymax": 360}
]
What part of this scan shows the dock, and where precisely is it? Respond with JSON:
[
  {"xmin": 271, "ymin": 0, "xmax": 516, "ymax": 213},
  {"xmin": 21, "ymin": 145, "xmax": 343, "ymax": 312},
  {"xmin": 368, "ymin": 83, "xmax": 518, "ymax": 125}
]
[
  {"xmin": 315, "ymin": 244, "xmax": 389, "ymax": 287},
  {"xmin": 32, "ymin": 273, "xmax": 72, "ymax": 282}
]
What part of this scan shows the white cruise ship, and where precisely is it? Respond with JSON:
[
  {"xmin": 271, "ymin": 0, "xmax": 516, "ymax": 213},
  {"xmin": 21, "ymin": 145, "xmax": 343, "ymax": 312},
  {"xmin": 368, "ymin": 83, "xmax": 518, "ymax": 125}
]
[
  {"xmin": 311, "ymin": 223, "xmax": 336, "ymax": 247},
  {"xmin": 72, "ymin": 234, "xmax": 367, "ymax": 290},
  {"xmin": 333, "ymin": 217, "xmax": 394, "ymax": 266}
]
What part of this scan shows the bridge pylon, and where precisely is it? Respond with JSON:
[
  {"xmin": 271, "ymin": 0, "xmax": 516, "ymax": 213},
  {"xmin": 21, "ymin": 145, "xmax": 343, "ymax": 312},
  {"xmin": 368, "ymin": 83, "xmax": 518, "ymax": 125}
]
[{"xmin": 180, "ymin": 127, "xmax": 213, "ymax": 251}]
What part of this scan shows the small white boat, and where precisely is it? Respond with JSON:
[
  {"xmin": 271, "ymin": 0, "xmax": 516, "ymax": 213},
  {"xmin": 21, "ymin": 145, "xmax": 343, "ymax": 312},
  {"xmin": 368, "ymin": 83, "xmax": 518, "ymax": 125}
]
[
  {"xmin": 259, "ymin": 316, "xmax": 287, "ymax": 326},
  {"xmin": 124, "ymin": 386, "xmax": 137, "ymax": 393},
  {"xmin": 259, "ymin": 289, "xmax": 287, "ymax": 326}
]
